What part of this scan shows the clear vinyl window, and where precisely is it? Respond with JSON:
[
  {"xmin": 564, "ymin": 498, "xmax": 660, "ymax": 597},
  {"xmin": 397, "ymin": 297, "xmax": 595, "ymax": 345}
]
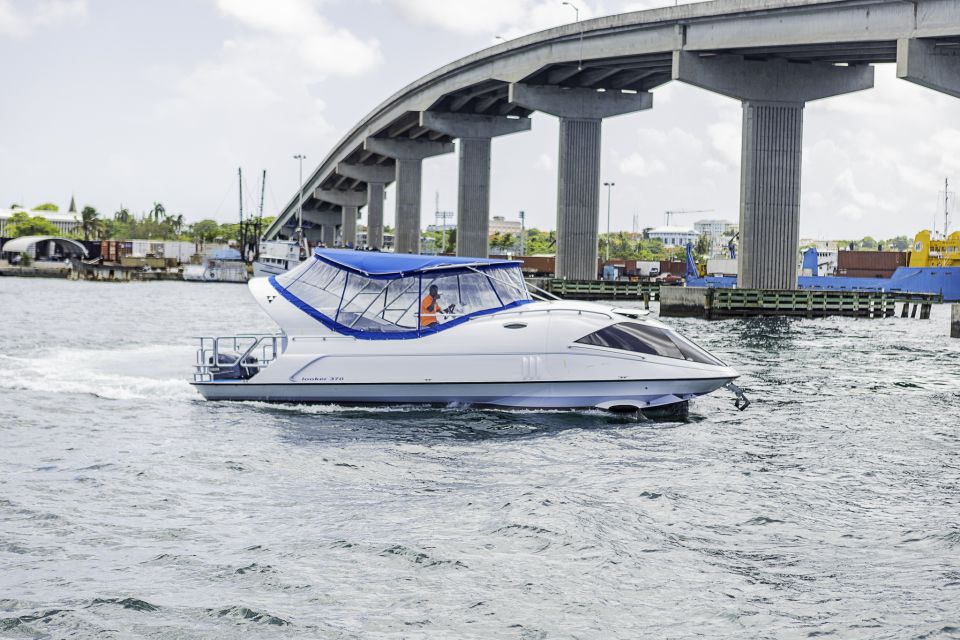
[{"xmin": 576, "ymin": 322, "xmax": 724, "ymax": 366}]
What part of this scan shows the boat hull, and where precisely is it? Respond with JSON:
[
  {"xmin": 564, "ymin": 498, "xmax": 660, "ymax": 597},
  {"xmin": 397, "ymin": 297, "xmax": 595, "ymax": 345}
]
[{"xmin": 191, "ymin": 376, "xmax": 735, "ymax": 410}]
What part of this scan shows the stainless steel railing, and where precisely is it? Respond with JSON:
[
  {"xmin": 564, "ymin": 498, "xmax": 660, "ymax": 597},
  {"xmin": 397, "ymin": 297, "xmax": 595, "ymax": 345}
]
[{"xmin": 193, "ymin": 334, "xmax": 283, "ymax": 382}]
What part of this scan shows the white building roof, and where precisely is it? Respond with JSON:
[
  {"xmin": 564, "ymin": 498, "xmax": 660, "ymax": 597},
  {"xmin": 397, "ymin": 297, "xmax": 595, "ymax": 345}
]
[
  {"xmin": 648, "ymin": 226, "xmax": 697, "ymax": 234},
  {"xmin": 0, "ymin": 208, "xmax": 80, "ymax": 223}
]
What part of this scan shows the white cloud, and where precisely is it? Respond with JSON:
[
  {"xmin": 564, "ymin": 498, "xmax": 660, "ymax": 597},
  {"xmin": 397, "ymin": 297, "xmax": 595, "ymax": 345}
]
[
  {"xmin": 707, "ymin": 121, "xmax": 740, "ymax": 167},
  {"xmin": 389, "ymin": 0, "xmax": 594, "ymax": 38},
  {"xmin": 619, "ymin": 153, "xmax": 664, "ymax": 177},
  {"xmin": 215, "ymin": 0, "xmax": 381, "ymax": 76},
  {"xmin": 534, "ymin": 153, "xmax": 553, "ymax": 171},
  {"xmin": 0, "ymin": 0, "xmax": 85, "ymax": 37}
]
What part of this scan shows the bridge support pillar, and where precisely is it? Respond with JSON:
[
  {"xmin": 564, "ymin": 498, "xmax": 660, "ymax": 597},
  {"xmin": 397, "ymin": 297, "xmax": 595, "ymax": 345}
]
[
  {"xmin": 508, "ymin": 84, "xmax": 652, "ymax": 279},
  {"xmin": 314, "ymin": 188, "xmax": 367, "ymax": 248},
  {"xmin": 897, "ymin": 38, "xmax": 960, "ymax": 98},
  {"xmin": 419, "ymin": 112, "xmax": 531, "ymax": 257},
  {"xmin": 672, "ymin": 52, "xmax": 874, "ymax": 290},
  {"xmin": 321, "ymin": 223, "xmax": 336, "ymax": 247},
  {"xmin": 337, "ymin": 162, "xmax": 396, "ymax": 249},
  {"xmin": 366, "ymin": 182, "xmax": 386, "ymax": 249},
  {"xmin": 363, "ymin": 138, "xmax": 454, "ymax": 253}
]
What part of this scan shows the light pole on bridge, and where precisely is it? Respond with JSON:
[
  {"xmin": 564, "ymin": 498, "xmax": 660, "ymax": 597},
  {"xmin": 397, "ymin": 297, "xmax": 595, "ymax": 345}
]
[{"xmin": 293, "ymin": 154, "xmax": 306, "ymax": 250}]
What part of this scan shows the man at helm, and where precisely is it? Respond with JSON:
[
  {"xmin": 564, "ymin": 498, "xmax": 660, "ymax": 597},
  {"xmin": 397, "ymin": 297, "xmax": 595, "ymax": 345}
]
[{"xmin": 419, "ymin": 284, "xmax": 455, "ymax": 328}]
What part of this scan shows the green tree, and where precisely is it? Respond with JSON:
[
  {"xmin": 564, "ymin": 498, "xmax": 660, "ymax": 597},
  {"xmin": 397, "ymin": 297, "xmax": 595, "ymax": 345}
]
[
  {"xmin": 151, "ymin": 202, "xmax": 166, "ymax": 222},
  {"xmin": 114, "ymin": 207, "xmax": 132, "ymax": 224},
  {"xmin": 80, "ymin": 206, "xmax": 102, "ymax": 241},
  {"xmin": 884, "ymin": 235, "xmax": 911, "ymax": 252},
  {"xmin": 859, "ymin": 236, "xmax": 878, "ymax": 250},
  {"xmin": 7, "ymin": 211, "xmax": 59, "ymax": 237},
  {"xmin": 694, "ymin": 232, "xmax": 711, "ymax": 257},
  {"xmin": 190, "ymin": 219, "xmax": 221, "ymax": 244},
  {"xmin": 33, "ymin": 203, "xmax": 59, "ymax": 212}
]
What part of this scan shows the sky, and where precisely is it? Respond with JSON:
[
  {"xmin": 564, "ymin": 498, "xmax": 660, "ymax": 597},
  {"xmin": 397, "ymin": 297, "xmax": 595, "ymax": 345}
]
[{"xmin": 1, "ymin": 0, "xmax": 958, "ymax": 240}]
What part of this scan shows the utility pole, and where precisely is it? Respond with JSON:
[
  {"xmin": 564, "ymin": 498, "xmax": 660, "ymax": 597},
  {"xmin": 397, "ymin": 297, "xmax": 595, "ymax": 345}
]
[
  {"xmin": 519, "ymin": 210, "xmax": 526, "ymax": 256},
  {"xmin": 293, "ymin": 154, "xmax": 306, "ymax": 250},
  {"xmin": 603, "ymin": 181, "xmax": 615, "ymax": 261}
]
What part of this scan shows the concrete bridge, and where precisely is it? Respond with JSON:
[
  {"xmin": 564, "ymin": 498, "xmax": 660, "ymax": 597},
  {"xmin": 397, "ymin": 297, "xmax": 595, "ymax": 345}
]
[{"xmin": 263, "ymin": 0, "xmax": 960, "ymax": 288}]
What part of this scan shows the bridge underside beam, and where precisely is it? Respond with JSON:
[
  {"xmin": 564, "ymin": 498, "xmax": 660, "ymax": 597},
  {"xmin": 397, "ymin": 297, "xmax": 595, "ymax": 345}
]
[
  {"xmin": 897, "ymin": 38, "xmax": 960, "ymax": 98},
  {"xmin": 673, "ymin": 52, "xmax": 874, "ymax": 290},
  {"xmin": 509, "ymin": 84, "xmax": 652, "ymax": 280}
]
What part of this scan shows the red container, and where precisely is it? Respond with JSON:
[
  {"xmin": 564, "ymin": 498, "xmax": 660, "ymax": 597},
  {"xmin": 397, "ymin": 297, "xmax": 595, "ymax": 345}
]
[{"xmin": 837, "ymin": 250, "xmax": 906, "ymax": 271}]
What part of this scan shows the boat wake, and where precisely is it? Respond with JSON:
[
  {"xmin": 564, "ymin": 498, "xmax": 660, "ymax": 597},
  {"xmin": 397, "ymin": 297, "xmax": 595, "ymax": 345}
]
[{"xmin": 0, "ymin": 345, "xmax": 197, "ymax": 402}]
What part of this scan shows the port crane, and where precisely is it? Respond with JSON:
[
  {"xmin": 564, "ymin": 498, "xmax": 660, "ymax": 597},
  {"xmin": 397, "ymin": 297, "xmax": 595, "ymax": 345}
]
[{"xmin": 663, "ymin": 209, "xmax": 714, "ymax": 226}]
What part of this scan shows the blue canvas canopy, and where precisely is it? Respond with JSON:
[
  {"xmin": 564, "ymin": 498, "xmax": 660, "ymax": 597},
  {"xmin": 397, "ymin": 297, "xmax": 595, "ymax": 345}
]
[
  {"xmin": 313, "ymin": 248, "xmax": 520, "ymax": 279},
  {"xmin": 269, "ymin": 249, "xmax": 532, "ymax": 339}
]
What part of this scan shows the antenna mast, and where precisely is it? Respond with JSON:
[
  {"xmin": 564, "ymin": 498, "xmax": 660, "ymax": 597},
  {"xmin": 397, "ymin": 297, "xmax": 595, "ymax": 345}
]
[
  {"xmin": 259, "ymin": 169, "xmax": 266, "ymax": 219},
  {"xmin": 946, "ymin": 177, "xmax": 951, "ymax": 236}
]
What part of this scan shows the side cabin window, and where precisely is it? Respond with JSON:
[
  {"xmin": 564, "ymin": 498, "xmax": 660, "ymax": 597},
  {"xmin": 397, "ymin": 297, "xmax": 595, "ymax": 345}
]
[
  {"xmin": 272, "ymin": 257, "xmax": 531, "ymax": 337},
  {"xmin": 575, "ymin": 322, "xmax": 724, "ymax": 366}
]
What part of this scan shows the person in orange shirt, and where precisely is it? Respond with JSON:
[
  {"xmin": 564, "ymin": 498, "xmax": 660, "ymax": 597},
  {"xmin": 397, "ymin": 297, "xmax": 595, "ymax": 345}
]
[{"xmin": 419, "ymin": 284, "xmax": 454, "ymax": 328}]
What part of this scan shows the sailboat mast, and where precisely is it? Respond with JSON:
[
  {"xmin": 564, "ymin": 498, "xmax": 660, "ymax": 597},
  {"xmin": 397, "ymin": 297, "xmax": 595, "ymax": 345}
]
[{"xmin": 259, "ymin": 170, "xmax": 266, "ymax": 219}]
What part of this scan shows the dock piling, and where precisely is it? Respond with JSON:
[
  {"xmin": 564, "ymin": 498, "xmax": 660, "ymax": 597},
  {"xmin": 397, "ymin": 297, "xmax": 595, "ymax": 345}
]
[{"xmin": 952, "ymin": 304, "xmax": 960, "ymax": 338}]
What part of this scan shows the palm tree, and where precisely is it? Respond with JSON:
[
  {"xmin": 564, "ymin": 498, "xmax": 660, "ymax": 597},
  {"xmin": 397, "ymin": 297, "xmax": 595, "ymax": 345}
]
[
  {"xmin": 80, "ymin": 206, "xmax": 100, "ymax": 241},
  {"xmin": 174, "ymin": 214, "xmax": 185, "ymax": 236},
  {"xmin": 151, "ymin": 202, "xmax": 165, "ymax": 222},
  {"xmin": 114, "ymin": 207, "xmax": 131, "ymax": 223}
]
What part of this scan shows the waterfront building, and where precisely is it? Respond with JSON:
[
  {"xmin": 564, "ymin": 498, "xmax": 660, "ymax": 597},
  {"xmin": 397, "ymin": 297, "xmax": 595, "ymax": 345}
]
[
  {"xmin": 0, "ymin": 208, "xmax": 81, "ymax": 236},
  {"xmin": 646, "ymin": 226, "xmax": 700, "ymax": 247},
  {"xmin": 489, "ymin": 216, "xmax": 522, "ymax": 236}
]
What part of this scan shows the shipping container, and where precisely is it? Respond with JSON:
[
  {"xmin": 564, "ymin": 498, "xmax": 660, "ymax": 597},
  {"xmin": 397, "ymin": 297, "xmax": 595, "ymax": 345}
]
[
  {"xmin": 707, "ymin": 258, "xmax": 738, "ymax": 275},
  {"xmin": 836, "ymin": 250, "xmax": 906, "ymax": 271},
  {"xmin": 659, "ymin": 260, "xmax": 686, "ymax": 276}
]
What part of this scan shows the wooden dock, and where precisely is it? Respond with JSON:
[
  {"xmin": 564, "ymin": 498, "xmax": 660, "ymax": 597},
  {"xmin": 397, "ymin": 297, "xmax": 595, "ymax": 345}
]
[
  {"xmin": 537, "ymin": 279, "xmax": 661, "ymax": 301},
  {"xmin": 661, "ymin": 286, "xmax": 942, "ymax": 320}
]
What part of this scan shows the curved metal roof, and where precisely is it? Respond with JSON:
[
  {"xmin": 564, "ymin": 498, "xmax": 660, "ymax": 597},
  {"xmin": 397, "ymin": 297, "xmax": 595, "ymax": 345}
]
[{"xmin": 1, "ymin": 236, "xmax": 88, "ymax": 257}]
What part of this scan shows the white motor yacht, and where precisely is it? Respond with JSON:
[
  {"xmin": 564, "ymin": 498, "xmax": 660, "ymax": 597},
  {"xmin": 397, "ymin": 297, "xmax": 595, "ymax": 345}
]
[
  {"xmin": 252, "ymin": 239, "xmax": 306, "ymax": 278},
  {"xmin": 192, "ymin": 249, "xmax": 743, "ymax": 411},
  {"xmin": 183, "ymin": 248, "xmax": 248, "ymax": 283}
]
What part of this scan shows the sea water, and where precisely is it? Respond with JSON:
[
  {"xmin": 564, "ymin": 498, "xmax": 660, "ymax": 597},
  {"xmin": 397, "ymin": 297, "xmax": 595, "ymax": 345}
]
[{"xmin": 1, "ymin": 278, "xmax": 958, "ymax": 638}]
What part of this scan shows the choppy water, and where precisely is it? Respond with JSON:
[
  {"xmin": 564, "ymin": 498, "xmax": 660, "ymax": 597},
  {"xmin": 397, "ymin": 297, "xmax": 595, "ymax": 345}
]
[{"xmin": 1, "ymin": 277, "xmax": 959, "ymax": 639}]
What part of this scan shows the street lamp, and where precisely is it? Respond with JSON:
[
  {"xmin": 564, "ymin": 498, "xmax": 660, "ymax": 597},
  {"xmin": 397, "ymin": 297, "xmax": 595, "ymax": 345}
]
[
  {"xmin": 603, "ymin": 181, "xmax": 615, "ymax": 261},
  {"xmin": 561, "ymin": 1, "xmax": 583, "ymax": 70},
  {"xmin": 293, "ymin": 154, "xmax": 306, "ymax": 247}
]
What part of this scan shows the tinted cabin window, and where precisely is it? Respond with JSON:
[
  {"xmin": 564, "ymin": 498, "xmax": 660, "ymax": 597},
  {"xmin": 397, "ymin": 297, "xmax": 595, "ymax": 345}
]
[{"xmin": 576, "ymin": 322, "xmax": 722, "ymax": 365}]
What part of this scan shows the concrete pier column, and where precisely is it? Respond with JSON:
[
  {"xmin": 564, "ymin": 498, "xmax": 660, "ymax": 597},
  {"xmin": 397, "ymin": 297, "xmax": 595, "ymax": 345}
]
[
  {"xmin": 321, "ymin": 224, "xmax": 335, "ymax": 247},
  {"xmin": 673, "ymin": 52, "xmax": 874, "ymax": 289},
  {"xmin": 336, "ymin": 162, "xmax": 395, "ymax": 250},
  {"xmin": 739, "ymin": 101, "xmax": 804, "ymax": 290},
  {"xmin": 508, "ymin": 83, "xmax": 652, "ymax": 280},
  {"xmin": 366, "ymin": 182, "xmax": 385, "ymax": 249},
  {"xmin": 952, "ymin": 304, "xmax": 960, "ymax": 339},
  {"xmin": 556, "ymin": 117, "xmax": 602, "ymax": 280},
  {"xmin": 456, "ymin": 137, "xmax": 491, "ymax": 257},
  {"xmin": 314, "ymin": 188, "xmax": 366, "ymax": 248},
  {"xmin": 419, "ymin": 112, "xmax": 531, "ymax": 258},
  {"xmin": 363, "ymin": 138, "xmax": 454, "ymax": 254}
]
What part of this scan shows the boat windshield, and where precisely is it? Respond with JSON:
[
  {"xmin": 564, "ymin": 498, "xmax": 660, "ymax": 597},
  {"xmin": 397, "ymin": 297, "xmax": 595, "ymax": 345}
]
[{"xmin": 270, "ymin": 255, "xmax": 532, "ymax": 338}]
